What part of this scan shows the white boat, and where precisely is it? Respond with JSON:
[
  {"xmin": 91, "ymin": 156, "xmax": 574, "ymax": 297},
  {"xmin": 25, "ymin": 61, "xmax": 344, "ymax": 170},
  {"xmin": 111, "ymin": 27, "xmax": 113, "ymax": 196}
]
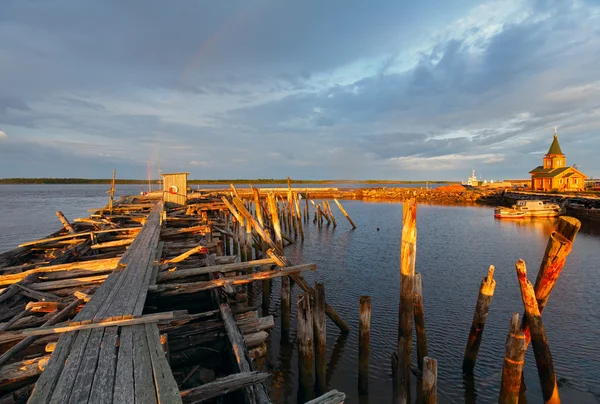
[{"xmin": 511, "ymin": 200, "xmax": 561, "ymax": 217}]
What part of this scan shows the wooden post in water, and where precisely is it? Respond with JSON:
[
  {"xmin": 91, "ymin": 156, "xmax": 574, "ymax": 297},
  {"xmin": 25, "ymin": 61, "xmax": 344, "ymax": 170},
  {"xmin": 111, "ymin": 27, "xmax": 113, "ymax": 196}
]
[
  {"xmin": 522, "ymin": 216, "xmax": 581, "ymax": 344},
  {"xmin": 281, "ymin": 276, "xmax": 291, "ymax": 339},
  {"xmin": 108, "ymin": 168, "xmax": 116, "ymax": 214},
  {"xmin": 462, "ymin": 265, "xmax": 496, "ymax": 374},
  {"xmin": 305, "ymin": 193, "xmax": 309, "ymax": 222},
  {"xmin": 314, "ymin": 283, "xmax": 327, "ymax": 395},
  {"xmin": 359, "ymin": 295, "xmax": 371, "ymax": 395},
  {"xmin": 499, "ymin": 313, "xmax": 526, "ymax": 404},
  {"xmin": 325, "ymin": 201, "xmax": 337, "ymax": 227},
  {"xmin": 55, "ymin": 211, "xmax": 75, "ymax": 234},
  {"xmin": 515, "ymin": 259, "xmax": 559, "ymax": 404},
  {"xmin": 422, "ymin": 357, "xmax": 438, "ymax": 404},
  {"xmin": 413, "ymin": 273, "xmax": 428, "ymax": 371},
  {"xmin": 333, "ymin": 198, "xmax": 356, "ymax": 228},
  {"xmin": 392, "ymin": 337, "xmax": 408, "ymax": 404},
  {"xmin": 398, "ymin": 198, "xmax": 417, "ymax": 401},
  {"xmin": 297, "ymin": 293, "xmax": 315, "ymax": 401},
  {"xmin": 294, "ymin": 193, "xmax": 304, "ymax": 240}
]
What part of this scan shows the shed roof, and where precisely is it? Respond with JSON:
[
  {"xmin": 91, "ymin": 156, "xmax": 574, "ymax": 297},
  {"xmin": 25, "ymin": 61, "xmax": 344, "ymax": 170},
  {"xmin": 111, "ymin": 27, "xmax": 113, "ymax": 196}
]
[{"xmin": 162, "ymin": 172, "xmax": 190, "ymax": 176}]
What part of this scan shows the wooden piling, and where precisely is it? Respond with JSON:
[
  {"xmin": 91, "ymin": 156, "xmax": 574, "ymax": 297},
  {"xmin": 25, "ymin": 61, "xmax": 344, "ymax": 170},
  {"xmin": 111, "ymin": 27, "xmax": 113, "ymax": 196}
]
[
  {"xmin": 423, "ymin": 357, "xmax": 438, "ymax": 404},
  {"xmin": 281, "ymin": 276, "xmax": 291, "ymax": 339},
  {"xmin": 413, "ymin": 273, "xmax": 428, "ymax": 371},
  {"xmin": 522, "ymin": 216, "xmax": 581, "ymax": 345},
  {"xmin": 305, "ymin": 193, "xmax": 309, "ymax": 222},
  {"xmin": 499, "ymin": 313, "xmax": 526, "ymax": 404},
  {"xmin": 515, "ymin": 259, "xmax": 559, "ymax": 404},
  {"xmin": 108, "ymin": 168, "xmax": 116, "ymax": 214},
  {"xmin": 333, "ymin": 198, "xmax": 356, "ymax": 229},
  {"xmin": 325, "ymin": 201, "xmax": 337, "ymax": 227},
  {"xmin": 398, "ymin": 198, "xmax": 417, "ymax": 400},
  {"xmin": 358, "ymin": 296, "xmax": 371, "ymax": 395},
  {"xmin": 462, "ymin": 265, "xmax": 496, "ymax": 374},
  {"xmin": 297, "ymin": 293, "xmax": 315, "ymax": 401},
  {"xmin": 294, "ymin": 193, "xmax": 304, "ymax": 240},
  {"xmin": 314, "ymin": 283, "xmax": 327, "ymax": 395}
]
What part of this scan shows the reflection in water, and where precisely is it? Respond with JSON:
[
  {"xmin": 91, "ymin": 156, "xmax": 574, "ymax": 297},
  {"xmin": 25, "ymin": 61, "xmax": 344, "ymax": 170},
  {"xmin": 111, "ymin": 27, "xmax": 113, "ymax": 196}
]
[
  {"xmin": 462, "ymin": 373, "xmax": 477, "ymax": 404},
  {"xmin": 326, "ymin": 332, "xmax": 349, "ymax": 387}
]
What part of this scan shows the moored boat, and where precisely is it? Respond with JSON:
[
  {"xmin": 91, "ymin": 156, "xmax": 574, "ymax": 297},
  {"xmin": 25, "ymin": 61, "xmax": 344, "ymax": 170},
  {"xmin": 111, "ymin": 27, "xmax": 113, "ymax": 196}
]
[
  {"xmin": 512, "ymin": 200, "xmax": 561, "ymax": 217},
  {"xmin": 494, "ymin": 207, "xmax": 526, "ymax": 219}
]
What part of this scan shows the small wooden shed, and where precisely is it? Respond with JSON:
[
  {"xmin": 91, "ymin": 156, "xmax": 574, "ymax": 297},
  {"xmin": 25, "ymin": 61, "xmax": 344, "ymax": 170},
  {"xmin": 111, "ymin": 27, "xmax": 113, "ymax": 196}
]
[{"xmin": 162, "ymin": 172, "xmax": 189, "ymax": 205}]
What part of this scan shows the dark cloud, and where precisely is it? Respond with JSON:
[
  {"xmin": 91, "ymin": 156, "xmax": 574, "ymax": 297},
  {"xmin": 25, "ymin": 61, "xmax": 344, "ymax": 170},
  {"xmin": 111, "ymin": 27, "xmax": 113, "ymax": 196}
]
[{"xmin": 0, "ymin": 0, "xmax": 598, "ymax": 179}]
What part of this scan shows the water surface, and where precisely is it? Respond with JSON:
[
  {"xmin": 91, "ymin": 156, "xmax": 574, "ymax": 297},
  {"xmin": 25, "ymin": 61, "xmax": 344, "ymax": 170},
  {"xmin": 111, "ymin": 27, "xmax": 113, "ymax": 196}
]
[{"xmin": 1, "ymin": 186, "xmax": 598, "ymax": 403}]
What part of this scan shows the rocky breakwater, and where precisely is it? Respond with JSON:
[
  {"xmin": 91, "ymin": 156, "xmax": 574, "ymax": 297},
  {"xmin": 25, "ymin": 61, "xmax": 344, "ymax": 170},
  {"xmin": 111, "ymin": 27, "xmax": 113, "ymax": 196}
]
[{"xmin": 356, "ymin": 185, "xmax": 503, "ymax": 205}]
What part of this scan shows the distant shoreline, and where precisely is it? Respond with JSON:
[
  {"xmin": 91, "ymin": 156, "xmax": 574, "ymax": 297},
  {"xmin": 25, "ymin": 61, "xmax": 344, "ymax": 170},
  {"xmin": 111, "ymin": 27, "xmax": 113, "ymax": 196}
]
[{"xmin": 0, "ymin": 178, "xmax": 459, "ymax": 185}]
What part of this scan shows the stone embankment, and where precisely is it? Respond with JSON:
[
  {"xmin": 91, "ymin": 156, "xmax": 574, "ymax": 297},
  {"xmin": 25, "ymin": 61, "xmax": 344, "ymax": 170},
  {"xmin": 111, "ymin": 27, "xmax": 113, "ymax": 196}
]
[{"xmin": 355, "ymin": 185, "xmax": 503, "ymax": 205}]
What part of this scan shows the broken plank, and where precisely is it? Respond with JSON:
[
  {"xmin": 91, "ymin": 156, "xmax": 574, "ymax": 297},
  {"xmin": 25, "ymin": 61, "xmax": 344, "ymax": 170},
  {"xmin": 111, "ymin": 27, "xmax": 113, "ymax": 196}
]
[
  {"xmin": 158, "ymin": 258, "xmax": 276, "ymax": 282},
  {"xmin": 150, "ymin": 264, "xmax": 316, "ymax": 296},
  {"xmin": 180, "ymin": 371, "xmax": 270, "ymax": 403},
  {"xmin": 0, "ymin": 311, "xmax": 178, "ymax": 342}
]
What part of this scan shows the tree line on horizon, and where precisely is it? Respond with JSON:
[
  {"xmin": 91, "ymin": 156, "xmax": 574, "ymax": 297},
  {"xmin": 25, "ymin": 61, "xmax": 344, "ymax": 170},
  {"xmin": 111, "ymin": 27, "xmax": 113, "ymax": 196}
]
[{"xmin": 0, "ymin": 178, "xmax": 457, "ymax": 185}]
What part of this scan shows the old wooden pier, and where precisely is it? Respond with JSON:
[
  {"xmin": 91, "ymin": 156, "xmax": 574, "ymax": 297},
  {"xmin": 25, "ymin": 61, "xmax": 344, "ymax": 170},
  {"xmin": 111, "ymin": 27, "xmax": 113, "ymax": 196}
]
[{"xmin": 0, "ymin": 174, "xmax": 353, "ymax": 403}]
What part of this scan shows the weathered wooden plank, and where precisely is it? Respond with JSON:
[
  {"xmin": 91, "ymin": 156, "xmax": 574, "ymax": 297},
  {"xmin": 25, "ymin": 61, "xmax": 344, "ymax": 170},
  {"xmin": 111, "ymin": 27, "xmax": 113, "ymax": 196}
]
[
  {"xmin": 305, "ymin": 390, "xmax": 346, "ymax": 404},
  {"xmin": 180, "ymin": 371, "xmax": 270, "ymax": 403},
  {"xmin": 67, "ymin": 328, "xmax": 105, "ymax": 403},
  {"xmin": 29, "ymin": 275, "xmax": 109, "ymax": 291},
  {"xmin": 150, "ymin": 264, "xmax": 315, "ymax": 296},
  {"xmin": 48, "ymin": 330, "xmax": 93, "ymax": 404},
  {"xmin": 88, "ymin": 327, "xmax": 119, "ymax": 404},
  {"xmin": 133, "ymin": 325, "xmax": 158, "ymax": 404},
  {"xmin": 145, "ymin": 323, "xmax": 182, "ymax": 404},
  {"xmin": 157, "ymin": 258, "xmax": 276, "ymax": 282},
  {"xmin": 18, "ymin": 228, "xmax": 142, "ymax": 248},
  {"xmin": 0, "ymin": 258, "xmax": 120, "ymax": 287},
  {"xmin": 113, "ymin": 327, "xmax": 135, "ymax": 404},
  {"xmin": 0, "ymin": 355, "xmax": 50, "ymax": 389},
  {"xmin": 0, "ymin": 311, "xmax": 177, "ymax": 342},
  {"xmin": 0, "ymin": 298, "xmax": 82, "ymax": 367}
]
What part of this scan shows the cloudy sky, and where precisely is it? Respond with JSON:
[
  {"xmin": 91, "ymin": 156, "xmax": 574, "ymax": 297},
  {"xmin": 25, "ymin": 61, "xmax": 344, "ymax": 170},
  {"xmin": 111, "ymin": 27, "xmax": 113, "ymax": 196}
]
[{"xmin": 1, "ymin": 0, "xmax": 599, "ymax": 180}]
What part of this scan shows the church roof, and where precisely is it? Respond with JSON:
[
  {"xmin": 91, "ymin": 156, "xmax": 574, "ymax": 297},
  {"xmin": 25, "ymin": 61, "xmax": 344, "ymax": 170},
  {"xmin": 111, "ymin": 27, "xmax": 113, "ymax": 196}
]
[
  {"xmin": 529, "ymin": 166, "xmax": 585, "ymax": 178},
  {"xmin": 529, "ymin": 166, "xmax": 571, "ymax": 177},
  {"xmin": 546, "ymin": 134, "xmax": 564, "ymax": 155}
]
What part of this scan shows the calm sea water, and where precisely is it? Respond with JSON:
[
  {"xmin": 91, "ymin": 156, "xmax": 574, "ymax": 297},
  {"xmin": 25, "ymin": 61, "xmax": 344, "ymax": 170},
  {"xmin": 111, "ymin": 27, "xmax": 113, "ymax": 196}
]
[
  {"xmin": 1, "ymin": 185, "xmax": 599, "ymax": 403},
  {"xmin": 261, "ymin": 201, "xmax": 600, "ymax": 403}
]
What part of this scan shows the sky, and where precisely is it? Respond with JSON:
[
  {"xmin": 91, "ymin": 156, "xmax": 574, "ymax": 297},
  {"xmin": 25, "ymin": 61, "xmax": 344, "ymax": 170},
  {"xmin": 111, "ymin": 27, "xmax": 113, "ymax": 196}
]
[{"xmin": 1, "ymin": 0, "xmax": 599, "ymax": 181}]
